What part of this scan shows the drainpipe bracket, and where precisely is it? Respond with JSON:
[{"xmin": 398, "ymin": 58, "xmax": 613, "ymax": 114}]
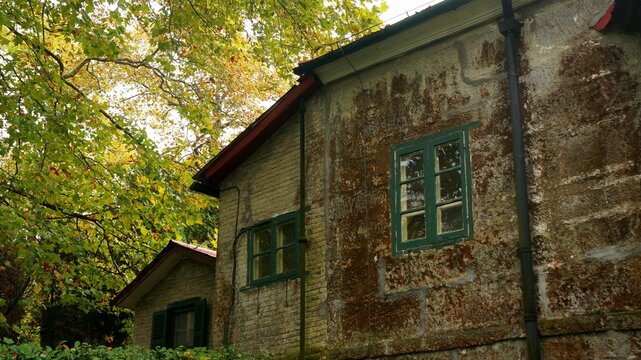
[
  {"xmin": 499, "ymin": 17, "xmax": 523, "ymax": 35},
  {"xmin": 519, "ymin": 247, "xmax": 533, "ymax": 255}
]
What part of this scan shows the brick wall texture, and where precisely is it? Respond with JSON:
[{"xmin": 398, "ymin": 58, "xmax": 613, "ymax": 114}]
[
  {"xmin": 132, "ymin": 259, "xmax": 216, "ymax": 348},
  {"xmin": 214, "ymin": 113, "xmax": 329, "ymax": 357},
  {"xmin": 209, "ymin": 0, "xmax": 641, "ymax": 357}
]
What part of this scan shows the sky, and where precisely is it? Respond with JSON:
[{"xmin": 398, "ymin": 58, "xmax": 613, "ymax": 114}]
[{"xmin": 381, "ymin": 0, "xmax": 445, "ymax": 25}]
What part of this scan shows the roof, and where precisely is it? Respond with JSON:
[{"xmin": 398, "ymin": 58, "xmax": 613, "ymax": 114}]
[
  {"xmin": 191, "ymin": 0, "xmax": 538, "ymax": 195},
  {"xmin": 293, "ymin": 0, "xmax": 472, "ymax": 76},
  {"xmin": 589, "ymin": 0, "xmax": 641, "ymax": 32},
  {"xmin": 191, "ymin": 73, "xmax": 321, "ymax": 196},
  {"xmin": 112, "ymin": 240, "xmax": 216, "ymax": 309},
  {"xmin": 294, "ymin": 0, "xmax": 537, "ymax": 84}
]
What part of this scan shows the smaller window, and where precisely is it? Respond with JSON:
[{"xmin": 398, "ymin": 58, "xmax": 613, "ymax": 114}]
[
  {"xmin": 248, "ymin": 212, "xmax": 299, "ymax": 285},
  {"xmin": 151, "ymin": 298, "xmax": 207, "ymax": 348},
  {"xmin": 390, "ymin": 124, "xmax": 476, "ymax": 254}
]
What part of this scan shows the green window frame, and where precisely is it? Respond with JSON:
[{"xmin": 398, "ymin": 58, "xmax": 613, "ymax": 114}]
[
  {"xmin": 390, "ymin": 123, "xmax": 476, "ymax": 254},
  {"xmin": 247, "ymin": 212, "xmax": 299, "ymax": 286},
  {"xmin": 150, "ymin": 297, "xmax": 207, "ymax": 348}
]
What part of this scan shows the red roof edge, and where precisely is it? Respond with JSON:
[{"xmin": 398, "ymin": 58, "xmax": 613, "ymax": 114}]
[
  {"xmin": 192, "ymin": 73, "xmax": 322, "ymax": 189},
  {"xmin": 589, "ymin": 0, "xmax": 616, "ymax": 30},
  {"xmin": 170, "ymin": 239, "xmax": 217, "ymax": 258},
  {"xmin": 112, "ymin": 240, "xmax": 216, "ymax": 308}
]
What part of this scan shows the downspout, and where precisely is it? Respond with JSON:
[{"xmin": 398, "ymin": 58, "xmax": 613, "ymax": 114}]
[
  {"xmin": 498, "ymin": 1, "xmax": 541, "ymax": 359},
  {"xmin": 298, "ymin": 99, "xmax": 307, "ymax": 359}
]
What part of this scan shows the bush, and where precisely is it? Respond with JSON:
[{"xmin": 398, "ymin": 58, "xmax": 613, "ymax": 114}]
[{"xmin": 0, "ymin": 340, "xmax": 269, "ymax": 360}]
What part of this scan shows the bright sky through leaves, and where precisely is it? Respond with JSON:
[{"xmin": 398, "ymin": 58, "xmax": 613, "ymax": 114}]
[
  {"xmin": 382, "ymin": 0, "xmax": 445, "ymax": 24},
  {"xmin": 0, "ymin": 0, "xmax": 384, "ymax": 340}
]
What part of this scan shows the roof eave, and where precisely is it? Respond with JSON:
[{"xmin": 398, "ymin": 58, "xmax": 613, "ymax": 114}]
[
  {"xmin": 295, "ymin": 0, "xmax": 540, "ymax": 85},
  {"xmin": 293, "ymin": 0, "xmax": 472, "ymax": 76},
  {"xmin": 191, "ymin": 73, "xmax": 321, "ymax": 195}
]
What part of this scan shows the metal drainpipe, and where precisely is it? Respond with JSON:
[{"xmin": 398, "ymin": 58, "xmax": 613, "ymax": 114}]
[
  {"xmin": 498, "ymin": 1, "xmax": 541, "ymax": 359},
  {"xmin": 298, "ymin": 99, "xmax": 307, "ymax": 359}
]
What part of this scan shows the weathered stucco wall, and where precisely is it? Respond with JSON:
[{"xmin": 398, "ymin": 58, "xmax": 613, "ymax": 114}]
[
  {"xmin": 522, "ymin": 0, "xmax": 641, "ymax": 338},
  {"xmin": 133, "ymin": 259, "xmax": 215, "ymax": 347},
  {"xmin": 317, "ymin": 0, "xmax": 641, "ymax": 357},
  {"xmin": 213, "ymin": 0, "xmax": 641, "ymax": 357},
  {"xmin": 321, "ymin": 13, "xmax": 524, "ymax": 358}
]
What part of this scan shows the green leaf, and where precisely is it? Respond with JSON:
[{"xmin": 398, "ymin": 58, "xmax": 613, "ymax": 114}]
[{"xmin": 0, "ymin": 13, "xmax": 11, "ymax": 28}]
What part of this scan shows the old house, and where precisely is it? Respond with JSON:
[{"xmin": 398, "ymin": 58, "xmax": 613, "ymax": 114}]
[
  {"xmin": 189, "ymin": 0, "xmax": 641, "ymax": 358},
  {"xmin": 113, "ymin": 240, "xmax": 216, "ymax": 348}
]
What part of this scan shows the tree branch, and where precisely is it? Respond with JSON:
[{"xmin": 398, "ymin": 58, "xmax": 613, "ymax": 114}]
[
  {"xmin": 4, "ymin": 184, "xmax": 100, "ymax": 222},
  {"xmin": 6, "ymin": 25, "xmax": 146, "ymax": 146}
]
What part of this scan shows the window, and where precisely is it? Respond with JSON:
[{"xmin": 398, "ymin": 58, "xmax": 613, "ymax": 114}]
[
  {"xmin": 390, "ymin": 124, "xmax": 475, "ymax": 254},
  {"xmin": 248, "ymin": 212, "xmax": 299, "ymax": 285},
  {"xmin": 150, "ymin": 297, "xmax": 207, "ymax": 348},
  {"xmin": 173, "ymin": 310, "xmax": 195, "ymax": 347}
]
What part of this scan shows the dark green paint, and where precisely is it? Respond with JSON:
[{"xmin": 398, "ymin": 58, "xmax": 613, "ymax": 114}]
[
  {"xmin": 247, "ymin": 212, "xmax": 300, "ymax": 286},
  {"xmin": 150, "ymin": 311, "xmax": 167, "ymax": 348},
  {"xmin": 152, "ymin": 297, "xmax": 207, "ymax": 348},
  {"xmin": 499, "ymin": 0, "xmax": 541, "ymax": 357},
  {"xmin": 390, "ymin": 123, "xmax": 477, "ymax": 255},
  {"xmin": 298, "ymin": 100, "xmax": 307, "ymax": 359}
]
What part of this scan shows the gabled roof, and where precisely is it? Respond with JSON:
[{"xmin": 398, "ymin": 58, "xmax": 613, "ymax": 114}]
[
  {"xmin": 191, "ymin": 74, "xmax": 321, "ymax": 197},
  {"xmin": 112, "ymin": 240, "xmax": 216, "ymax": 309}
]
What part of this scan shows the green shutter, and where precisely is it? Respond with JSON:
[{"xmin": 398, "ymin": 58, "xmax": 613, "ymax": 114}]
[
  {"xmin": 192, "ymin": 298, "xmax": 207, "ymax": 347},
  {"xmin": 150, "ymin": 310, "xmax": 166, "ymax": 348}
]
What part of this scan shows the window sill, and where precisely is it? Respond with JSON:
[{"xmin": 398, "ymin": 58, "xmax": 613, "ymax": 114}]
[
  {"xmin": 392, "ymin": 236, "xmax": 472, "ymax": 256},
  {"xmin": 240, "ymin": 271, "xmax": 309, "ymax": 291}
]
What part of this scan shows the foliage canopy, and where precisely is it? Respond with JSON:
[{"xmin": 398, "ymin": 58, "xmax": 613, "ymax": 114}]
[{"xmin": 0, "ymin": 0, "xmax": 384, "ymax": 339}]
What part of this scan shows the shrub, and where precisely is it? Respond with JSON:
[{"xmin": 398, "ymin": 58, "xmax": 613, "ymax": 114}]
[{"xmin": 0, "ymin": 340, "xmax": 269, "ymax": 360}]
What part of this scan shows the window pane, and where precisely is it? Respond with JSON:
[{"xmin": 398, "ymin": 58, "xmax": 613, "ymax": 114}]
[
  {"xmin": 435, "ymin": 141, "xmax": 460, "ymax": 171},
  {"xmin": 173, "ymin": 311, "xmax": 195, "ymax": 348},
  {"xmin": 253, "ymin": 254, "xmax": 271, "ymax": 280},
  {"xmin": 400, "ymin": 151, "xmax": 424, "ymax": 180},
  {"xmin": 253, "ymin": 228, "xmax": 271, "ymax": 254},
  {"xmin": 401, "ymin": 180, "xmax": 425, "ymax": 211},
  {"xmin": 277, "ymin": 246, "xmax": 296, "ymax": 274},
  {"xmin": 436, "ymin": 170, "xmax": 462, "ymax": 203},
  {"xmin": 401, "ymin": 211, "xmax": 425, "ymax": 242},
  {"xmin": 277, "ymin": 221, "xmax": 296, "ymax": 246},
  {"xmin": 437, "ymin": 202, "xmax": 463, "ymax": 234}
]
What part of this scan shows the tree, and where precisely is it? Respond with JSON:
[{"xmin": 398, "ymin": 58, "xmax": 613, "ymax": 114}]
[{"xmin": 0, "ymin": 0, "xmax": 384, "ymax": 341}]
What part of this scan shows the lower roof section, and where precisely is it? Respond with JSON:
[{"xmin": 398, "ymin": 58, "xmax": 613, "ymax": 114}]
[{"xmin": 112, "ymin": 240, "xmax": 216, "ymax": 309}]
